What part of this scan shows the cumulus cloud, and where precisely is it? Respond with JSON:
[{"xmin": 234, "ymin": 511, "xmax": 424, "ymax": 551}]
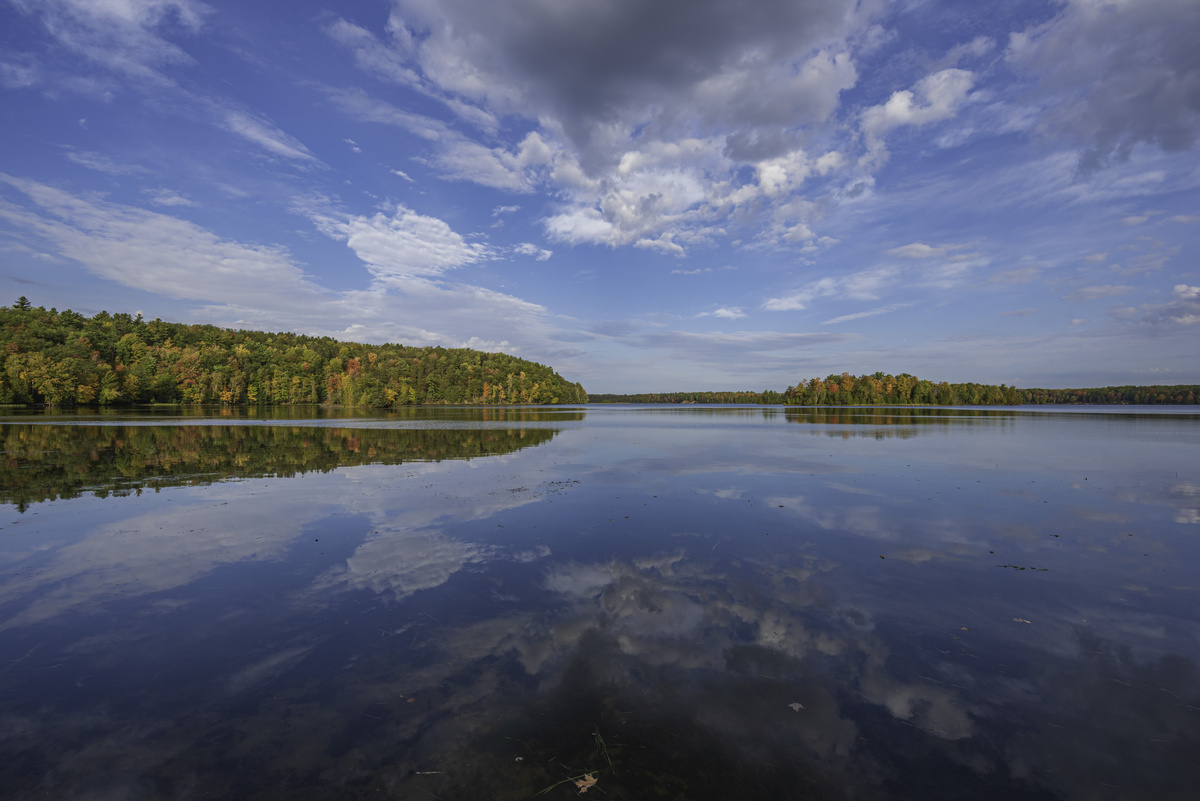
[
  {"xmin": 514, "ymin": 242, "xmax": 552, "ymax": 261},
  {"xmin": 382, "ymin": 0, "xmax": 869, "ymax": 168},
  {"xmin": 326, "ymin": 0, "xmax": 888, "ymax": 254},
  {"xmin": 1007, "ymin": 0, "xmax": 1200, "ymax": 172},
  {"xmin": 311, "ymin": 204, "xmax": 495, "ymax": 280},
  {"xmin": 860, "ymin": 68, "xmax": 976, "ymax": 165},
  {"xmin": 1122, "ymin": 284, "xmax": 1200, "ymax": 326},
  {"xmin": 698, "ymin": 307, "xmax": 747, "ymax": 320}
]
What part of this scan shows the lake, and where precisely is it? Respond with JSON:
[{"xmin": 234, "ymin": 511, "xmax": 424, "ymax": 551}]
[{"xmin": 1, "ymin": 405, "xmax": 1197, "ymax": 800}]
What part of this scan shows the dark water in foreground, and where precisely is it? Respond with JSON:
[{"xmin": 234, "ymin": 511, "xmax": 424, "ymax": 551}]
[{"xmin": 0, "ymin": 405, "xmax": 1197, "ymax": 800}]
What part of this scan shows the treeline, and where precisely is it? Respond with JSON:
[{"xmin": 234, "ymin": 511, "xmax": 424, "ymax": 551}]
[
  {"xmin": 0, "ymin": 422, "xmax": 560, "ymax": 509},
  {"xmin": 592, "ymin": 373, "xmax": 1199, "ymax": 406},
  {"xmin": 1022, "ymin": 385, "xmax": 1198, "ymax": 405},
  {"xmin": 589, "ymin": 390, "xmax": 769, "ymax": 404},
  {"xmin": 592, "ymin": 373, "xmax": 1026, "ymax": 406},
  {"xmin": 0, "ymin": 299, "xmax": 587, "ymax": 407}
]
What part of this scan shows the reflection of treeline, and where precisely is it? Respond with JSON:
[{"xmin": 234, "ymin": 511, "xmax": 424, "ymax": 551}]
[
  {"xmin": 0, "ymin": 301, "xmax": 587, "ymax": 407},
  {"xmin": 0, "ymin": 423, "xmax": 559, "ymax": 508},
  {"xmin": 592, "ymin": 372, "xmax": 1026, "ymax": 406}
]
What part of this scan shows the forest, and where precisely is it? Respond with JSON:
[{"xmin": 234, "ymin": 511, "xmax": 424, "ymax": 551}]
[
  {"xmin": 4, "ymin": 299, "xmax": 1195, "ymax": 408},
  {"xmin": 0, "ymin": 299, "xmax": 587, "ymax": 407},
  {"xmin": 591, "ymin": 374, "xmax": 1199, "ymax": 406},
  {"xmin": 591, "ymin": 372, "xmax": 1027, "ymax": 405}
]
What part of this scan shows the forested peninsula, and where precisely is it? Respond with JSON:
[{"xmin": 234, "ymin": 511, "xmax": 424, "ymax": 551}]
[{"xmin": 0, "ymin": 300, "xmax": 587, "ymax": 406}]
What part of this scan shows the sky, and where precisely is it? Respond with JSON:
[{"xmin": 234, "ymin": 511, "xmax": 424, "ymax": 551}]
[{"xmin": 0, "ymin": 0, "xmax": 1197, "ymax": 393}]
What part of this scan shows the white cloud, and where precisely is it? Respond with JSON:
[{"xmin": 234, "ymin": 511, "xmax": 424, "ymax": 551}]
[
  {"xmin": 820, "ymin": 304, "xmax": 907, "ymax": 325},
  {"xmin": 0, "ymin": 176, "xmax": 579, "ymax": 369},
  {"xmin": 698, "ymin": 307, "xmax": 747, "ymax": 320},
  {"xmin": 143, "ymin": 188, "xmax": 196, "ymax": 207},
  {"xmin": 888, "ymin": 242, "xmax": 950, "ymax": 259},
  {"xmin": 635, "ymin": 329, "xmax": 858, "ymax": 362},
  {"xmin": 0, "ymin": 174, "xmax": 323, "ymax": 304},
  {"xmin": 324, "ymin": 86, "xmax": 449, "ymax": 142},
  {"xmin": 344, "ymin": 138, "xmax": 362, "ymax": 154},
  {"xmin": 326, "ymin": 18, "xmax": 422, "ymax": 89},
  {"xmin": 10, "ymin": 0, "xmax": 210, "ymax": 85},
  {"xmin": 946, "ymin": 35, "xmax": 995, "ymax": 65},
  {"xmin": 311, "ymin": 204, "xmax": 495, "ymax": 280},
  {"xmin": 861, "ymin": 68, "xmax": 976, "ymax": 164},
  {"xmin": 764, "ymin": 267, "xmax": 897, "ymax": 311},
  {"xmin": 1006, "ymin": 0, "xmax": 1200, "ymax": 172},
  {"xmin": 0, "ymin": 57, "xmax": 39, "ymax": 89},
  {"xmin": 987, "ymin": 267, "xmax": 1040, "ymax": 285},
  {"xmin": 222, "ymin": 110, "xmax": 320, "ymax": 164},
  {"xmin": 1064, "ymin": 284, "xmax": 1135, "ymax": 302},
  {"xmin": 62, "ymin": 148, "xmax": 148, "ymax": 175},
  {"xmin": 514, "ymin": 242, "xmax": 552, "ymax": 261},
  {"xmin": 431, "ymin": 131, "xmax": 555, "ymax": 192},
  {"xmin": 323, "ymin": 1, "xmax": 889, "ymax": 255}
]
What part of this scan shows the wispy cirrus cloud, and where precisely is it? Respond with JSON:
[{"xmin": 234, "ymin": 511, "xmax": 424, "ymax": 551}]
[
  {"xmin": 763, "ymin": 267, "xmax": 897, "ymax": 312},
  {"xmin": 9, "ymin": 0, "xmax": 210, "ymax": 86},
  {"xmin": 221, "ymin": 109, "xmax": 321, "ymax": 165},
  {"xmin": 820, "ymin": 303, "xmax": 909, "ymax": 325},
  {"xmin": 0, "ymin": 173, "xmax": 321, "ymax": 304},
  {"xmin": 1063, "ymin": 284, "xmax": 1135, "ymax": 302}
]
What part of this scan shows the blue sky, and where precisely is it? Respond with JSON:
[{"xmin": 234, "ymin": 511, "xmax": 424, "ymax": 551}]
[{"xmin": 1, "ymin": 0, "xmax": 1197, "ymax": 393}]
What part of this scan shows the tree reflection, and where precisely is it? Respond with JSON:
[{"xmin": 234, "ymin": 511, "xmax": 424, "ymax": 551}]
[{"xmin": 0, "ymin": 423, "xmax": 562, "ymax": 508}]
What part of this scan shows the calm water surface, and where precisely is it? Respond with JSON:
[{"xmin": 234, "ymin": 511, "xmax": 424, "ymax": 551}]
[{"xmin": 1, "ymin": 405, "xmax": 1197, "ymax": 800}]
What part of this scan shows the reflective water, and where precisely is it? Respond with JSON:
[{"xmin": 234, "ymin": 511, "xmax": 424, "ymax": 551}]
[{"xmin": 1, "ymin": 405, "xmax": 1197, "ymax": 800}]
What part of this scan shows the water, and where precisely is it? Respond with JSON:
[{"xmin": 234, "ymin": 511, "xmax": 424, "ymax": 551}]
[{"xmin": 0, "ymin": 405, "xmax": 1197, "ymax": 800}]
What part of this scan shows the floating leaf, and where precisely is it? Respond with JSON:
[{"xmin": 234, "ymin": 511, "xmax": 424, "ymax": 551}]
[
  {"xmin": 788, "ymin": 702, "xmax": 805, "ymax": 712},
  {"xmin": 574, "ymin": 773, "xmax": 598, "ymax": 793},
  {"xmin": 1013, "ymin": 617, "xmax": 1032, "ymax": 624}
]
